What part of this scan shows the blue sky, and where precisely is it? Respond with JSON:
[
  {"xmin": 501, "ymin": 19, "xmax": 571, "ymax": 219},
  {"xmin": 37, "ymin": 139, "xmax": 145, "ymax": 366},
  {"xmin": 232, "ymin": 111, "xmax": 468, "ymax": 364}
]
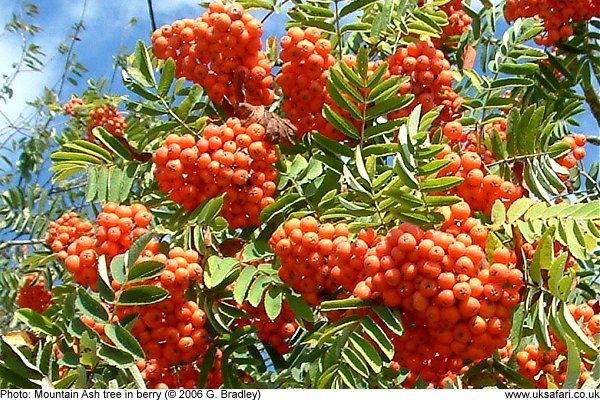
[{"xmin": 0, "ymin": 0, "xmax": 287, "ymax": 133}]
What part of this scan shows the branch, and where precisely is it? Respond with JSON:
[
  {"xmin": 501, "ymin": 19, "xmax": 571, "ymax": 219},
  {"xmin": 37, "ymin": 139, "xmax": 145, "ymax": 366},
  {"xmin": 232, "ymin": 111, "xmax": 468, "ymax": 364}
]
[
  {"xmin": 2, "ymin": 239, "xmax": 45, "ymax": 247},
  {"xmin": 583, "ymin": 86, "xmax": 600, "ymax": 127}
]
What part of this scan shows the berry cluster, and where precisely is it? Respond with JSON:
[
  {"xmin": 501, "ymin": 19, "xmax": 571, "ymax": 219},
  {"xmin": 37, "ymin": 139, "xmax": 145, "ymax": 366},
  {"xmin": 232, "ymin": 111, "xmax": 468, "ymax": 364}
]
[
  {"xmin": 556, "ymin": 134, "xmax": 586, "ymax": 174},
  {"xmin": 138, "ymin": 360, "xmax": 203, "ymax": 389},
  {"xmin": 516, "ymin": 302, "xmax": 599, "ymax": 388},
  {"xmin": 86, "ymin": 105, "xmax": 127, "ymax": 140},
  {"xmin": 46, "ymin": 212, "xmax": 95, "ymax": 260},
  {"xmin": 59, "ymin": 203, "xmax": 155, "ymax": 291},
  {"xmin": 16, "ymin": 273, "xmax": 52, "ymax": 313},
  {"xmin": 64, "ymin": 235, "xmax": 100, "ymax": 291},
  {"xmin": 96, "ymin": 202, "xmax": 153, "ymax": 260},
  {"xmin": 276, "ymin": 27, "xmax": 389, "ymax": 140},
  {"xmin": 138, "ymin": 353, "xmax": 222, "ymax": 389},
  {"xmin": 236, "ymin": 300, "xmax": 298, "ymax": 354},
  {"xmin": 329, "ymin": 227, "xmax": 380, "ymax": 293},
  {"xmin": 351, "ymin": 204, "xmax": 524, "ymax": 383},
  {"xmin": 151, "ymin": 1, "xmax": 274, "ymax": 106},
  {"xmin": 387, "ymin": 40, "xmax": 462, "ymax": 122},
  {"xmin": 128, "ymin": 296, "xmax": 210, "ymax": 367},
  {"xmin": 443, "ymin": 119, "xmax": 508, "ymax": 165},
  {"xmin": 63, "ymin": 97, "xmax": 84, "ymax": 116},
  {"xmin": 153, "ymin": 119, "xmax": 277, "ymax": 228},
  {"xmin": 124, "ymin": 248, "xmax": 206, "ymax": 366},
  {"xmin": 433, "ymin": 0, "xmax": 473, "ymax": 48},
  {"xmin": 80, "ymin": 244, "xmax": 213, "ymax": 388},
  {"xmin": 435, "ymin": 147, "xmax": 524, "ymax": 215},
  {"xmin": 276, "ymin": 27, "xmax": 335, "ymax": 138},
  {"xmin": 504, "ymin": 0, "xmax": 599, "ymax": 46},
  {"xmin": 269, "ymin": 216, "xmax": 350, "ymax": 306},
  {"xmin": 271, "ymin": 202, "xmax": 525, "ymax": 384}
]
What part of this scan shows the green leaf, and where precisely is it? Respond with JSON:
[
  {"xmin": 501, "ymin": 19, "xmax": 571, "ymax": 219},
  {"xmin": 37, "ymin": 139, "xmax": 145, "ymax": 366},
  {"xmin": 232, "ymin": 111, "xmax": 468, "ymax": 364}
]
[
  {"xmin": 321, "ymin": 297, "xmax": 371, "ymax": 310},
  {"xmin": 534, "ymin": 292, "xmax": 552, "ymax": 351},
  {"xmin": 287, "ymin": 293, "xmax": 314, "ymax": 322},
  {"xmin": 197, "ymin": 346, "xmax": 217, "ymax": 388},
  {"xmin": 507, "ymin": 197, "xmax": 533, "ymax": 223},
  {"xmin": 364, "ymin": 118, "xmax": 406, "ymax": 139},
  {"xmin": 423, "ymin": 195, "xmax": 462, "ymax": 207},
  {"xmin": 355, "ymin": 146, "xmax": 371, "ymax": 186},
  {"xmin": 50, "ymin": 151, "xmax": 103, "ymax": 165},
  {"xmin": 158, "ymin": 58, "xmax": 176, "ymax": 97},
  {"xmin": 420, "ymin": 176, "xmax": 464, "ymax": 192},
  {"xmin": 490, "ymin": 77, "xmax": 534, "ymax": 88},
  {"xmin": 110, "ymin": 254, "xmax": 127, "ymax": 285},
  {"xmin": 393, "ymin": 154, "xmax": 419, "ymax": 189},
  {"xmin": 371, "ymin": 0, "xmax": 393, "ymax": 35},
  {"xmin": 367, "ymin": 75, "xmax": 403, "ymax": 103},
  {"xmin": 510, "ymin": 301, "xmax": 526, "ymax": 350},
  {"xmin": 367, "ymin": 61, "xmax": 390, "ymax": 88},
  {"xmin": 195, "ymin": 195, "xmax": 224, "ymax": 225},
  {"xmin": 342, "ymin": 347, "xmax": 369, "ymax": 378},
  {"xmin": 0, "ymin": 336, "xmax": 43, "ymax": 381},
  {"xmin": 329, "ymin": 67, "xmax": 363, "ymax": 103},
  {"xmin": 564, "ymin": 336, "xmax": 582, "ymax": 389},
  {"xmin": 517, "ymin": 105, "xmax": 544, "ymax": 155},
  {"xmin": 361, "ymin": 316, "xmax": 394, "ymax": 360},
  {"xmin": 127, "ymin": 364, "xmax": 147, "ymax": 389},
  {"xmin": 343, "ymin": 165, "xmax": 370, "ymax": 195},
  {"xmin": 373, "ymin": 306, "xmax": 403, "ymax": 336},
  {"xmin": 492, "ymin": 359, "xmax": 535, "ymax": 389},
  {"xmin": 233, "ymin": 265, "xmax": 258, "ymax": 304},
  {"xmin": 349, "ymin": 333, "xmax": 382, "ymax": 373},
  {"xmin": 548, "ymin": 253, "xmax": 568, "ymax": 300},
  {"xmin": 491, "ymin": 200, "xmax": 506, "ymax": 225},
  {"xmin": 340, "ymin": 0, "xmax": 376, "ymax": 17},
  {"xmin": 247, "ymin": 275, "xmax": 270, "ymax": 308},
  {"xmin": 79, "ymin": 331, "xmax": 98, "ymax": 367},
  {"xmin": 126, "ymin": 260, "xmax": 165, "ymax": 284},
  {"xmin": 365, "ymin": 95, "xmax": 413, "ymax": 120},
  {"xmin": 204, "ymin": 256, "xmax": 238, "ymax": 289},
  {"xmin": 118, "ymin": 285, "xmax": 169, "ymax": 306},
  {"xmin": 264, "ymin": 286, "xmax": 283, "ymax": 321},
  {"xmin": 76, "ymin": 287, "xmax": 109, "ymax": 322},
  {"xmin": 107, "ymin": 167, "xmax": 123, "ymax": 202},
  {"xmin": 415, "ymin": 159, "xmax": 451, "ymax": 176},
  {"xmin": 529, "ymin": 226, "xmax": 555, "ymax": 285},
  {"xmin": 54, "ymin": 372, "xmax": 79, "ymax": 389},
  {"xmin": 312, "ymin": 132, "xmax": 354, "ymax": 158},
  {"xmin": 0, "ymin": 365, "xmax": 39, "ymax": 389},
  {"xmin": 98, "ymin": 344, "xmax": 134, "ymax": 367},
  {"xmin": 498, "ymin": 63, "xmax": 538, "ymax": 75},
  {"xmin": 132, "ymin": 40, "xmax": 156, "ymax": 86},
  {"xmin": 328, "ymin": 79, "xmax": 362, "ymax": 120},
  {"xmin": 260, "ymin": 193, "xmax": 302, "ymax": 223},
  {"xmin": 62, "ymin": 140, "xmax": 113, "ymax": 163},
  {"xmin": 105, "ymin": 323, "xmax": 145, "ymax": 360},
  {"xmin": 323, "ymin": 104, "xmax": 360, "ymax": 140},
  {"xmin": 92, "ymin": 127, "xmax": 132, "ymax": 161},
  {"xmin": 15, "ymin": 309, "xmax": 60, "ymax": 336},
  {"xmin": 126, "ymin": 233, "xmax": 155, "ymax": 268},
  {"xmin": 558, "ymin": 302, "xmax": 598, "ymax": 357}
]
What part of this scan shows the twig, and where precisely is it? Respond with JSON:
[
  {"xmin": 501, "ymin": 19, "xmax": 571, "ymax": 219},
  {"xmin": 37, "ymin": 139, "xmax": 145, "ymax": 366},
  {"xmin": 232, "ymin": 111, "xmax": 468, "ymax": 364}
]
[
  {"xmin": 146, "ymin": 0, "xmax": 157, "ymax": 32},
  {"xmin": 2, "ymin": 239, "xmax": 45, "ymax": 247}
]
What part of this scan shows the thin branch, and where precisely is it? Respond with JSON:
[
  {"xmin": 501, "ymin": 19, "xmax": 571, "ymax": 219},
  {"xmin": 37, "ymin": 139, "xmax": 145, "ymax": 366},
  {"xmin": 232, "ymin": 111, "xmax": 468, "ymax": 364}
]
[
  {"xmin": 2, "ymin": 239, "xmax": 45, "ymax": 247},
  {"xmin": 147, "ymin": 0, "xmax": 157, "ymax": 32},
  {"xmin": 56, "ymin": 0, "xmax": 87, "ymax": 98}
]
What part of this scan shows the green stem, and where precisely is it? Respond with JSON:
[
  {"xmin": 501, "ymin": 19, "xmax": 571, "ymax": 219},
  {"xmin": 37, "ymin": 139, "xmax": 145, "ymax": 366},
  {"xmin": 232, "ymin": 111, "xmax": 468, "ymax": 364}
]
[{"xmin": 486, "ymin": 151, "xmax": 554, "ymax": 168}]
